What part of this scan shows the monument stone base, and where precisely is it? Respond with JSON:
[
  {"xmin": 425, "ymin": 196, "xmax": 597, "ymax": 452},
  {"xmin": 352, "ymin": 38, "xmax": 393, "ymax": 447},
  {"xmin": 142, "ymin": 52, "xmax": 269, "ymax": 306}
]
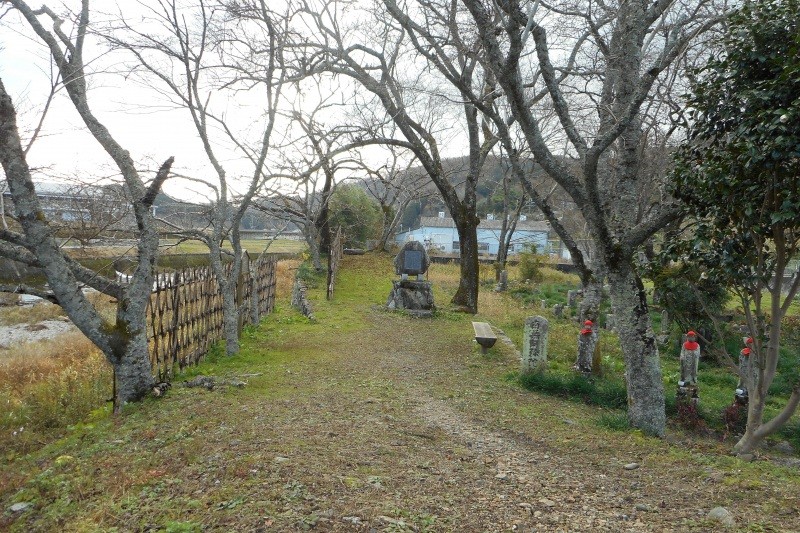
[{"xmin": 387, "ymin": 279, "xmax": 435, "ymax": 317}]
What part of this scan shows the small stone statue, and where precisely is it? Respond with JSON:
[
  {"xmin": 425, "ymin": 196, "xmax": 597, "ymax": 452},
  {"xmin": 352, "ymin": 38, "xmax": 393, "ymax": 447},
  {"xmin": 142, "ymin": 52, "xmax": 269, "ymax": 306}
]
[
  {"xmin": 679, "ymin": 330, "xmax": 700, "ymax": 387},
  {"xmin": 677, "ymin": 330, "xmax": 700, "ymax": 403},
  {"xmin": 735, "ymin": 337, "xmax": 753, "ymax": 403},
  {"xmin": 574, "ymin": 319, "xmax": 597, "ymax": 375}
]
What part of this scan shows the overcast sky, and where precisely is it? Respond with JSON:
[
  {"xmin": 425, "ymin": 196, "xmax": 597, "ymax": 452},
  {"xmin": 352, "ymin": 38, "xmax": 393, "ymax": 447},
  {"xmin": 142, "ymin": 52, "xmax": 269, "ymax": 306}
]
[
  {"xmin": 0, "ymin": 1, "xmax": 478, "ymax": 204},
  {"xmin": 0, "ymin": 2, "xmax": 222, "ymax": 198}
]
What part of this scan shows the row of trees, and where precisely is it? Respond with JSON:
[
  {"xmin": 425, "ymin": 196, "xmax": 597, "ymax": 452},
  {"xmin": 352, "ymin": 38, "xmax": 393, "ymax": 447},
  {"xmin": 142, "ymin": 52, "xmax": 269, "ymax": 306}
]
[{"xmin": 2, "ymin": 0, "xmax": 798, "ymax": 452}]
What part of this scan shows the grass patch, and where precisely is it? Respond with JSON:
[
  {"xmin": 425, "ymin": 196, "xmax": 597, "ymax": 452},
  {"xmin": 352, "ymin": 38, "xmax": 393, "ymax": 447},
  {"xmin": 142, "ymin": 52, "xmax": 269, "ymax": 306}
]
[
  {"xmin": 596, "ymin": 411, "xmax": 631, "ymax": 431},
  {"xmin": 518, "ymin": 371, "xmax": 628, "ymax": 409}
]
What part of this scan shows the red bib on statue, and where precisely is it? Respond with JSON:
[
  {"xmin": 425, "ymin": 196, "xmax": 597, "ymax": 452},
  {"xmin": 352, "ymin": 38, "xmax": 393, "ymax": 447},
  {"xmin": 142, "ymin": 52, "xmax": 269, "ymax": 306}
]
[{"xmin": 683, "ymin": 341, "xmax": 699, "ymax": 350}]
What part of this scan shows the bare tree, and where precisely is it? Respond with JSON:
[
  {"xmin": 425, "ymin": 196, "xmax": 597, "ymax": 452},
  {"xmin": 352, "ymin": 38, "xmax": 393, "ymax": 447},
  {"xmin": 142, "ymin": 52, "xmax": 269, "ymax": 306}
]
[
  {"xmin": 0, "ymin": 0, "xmax": 174, "ymax": 407},
  {"xmin": 295, "ymin": 0, "xmax": 503, "ymax": 313},
  {"xmin": 455, "ymin": 0, "xmax": 729, "ymax": 435},
  {"xmin": 105, "ymin": 0, "xmax": 290, "ymax": 354},
  {"xmin": 491, "ymin": 156, "xmax": 526, "ymax": 280},
  {"xmin": 355, "ymin": 144, "xmax": 431, "ymax": 252}
]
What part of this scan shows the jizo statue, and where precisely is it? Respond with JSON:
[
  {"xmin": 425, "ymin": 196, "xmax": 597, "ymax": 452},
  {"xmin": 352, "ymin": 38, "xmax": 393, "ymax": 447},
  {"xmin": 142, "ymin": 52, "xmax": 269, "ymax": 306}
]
[
  {"xmin": 679, "ymin": 330, "xmax": 700, "ymax": 387},
  {"xmin": 574, "ymin": 319, "xmax": 597, "ymax": 375},
  {"xmin": 735, "ymin": 337, "xmax": 754, "ymax": 403}
]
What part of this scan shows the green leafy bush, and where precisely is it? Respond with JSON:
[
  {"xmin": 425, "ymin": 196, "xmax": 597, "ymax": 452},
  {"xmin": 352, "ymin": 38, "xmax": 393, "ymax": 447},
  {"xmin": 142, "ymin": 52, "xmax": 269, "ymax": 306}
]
[{"xmin": 517, "ymin": 243, "xmax": 545, "ymax": 283}]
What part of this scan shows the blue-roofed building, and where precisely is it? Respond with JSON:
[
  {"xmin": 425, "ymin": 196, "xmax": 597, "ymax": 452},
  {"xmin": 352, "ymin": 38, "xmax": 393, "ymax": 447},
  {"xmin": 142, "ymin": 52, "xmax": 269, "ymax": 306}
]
[{"xmin": 394, "ymin": 214, "xmax": 550, "ymax": 256}]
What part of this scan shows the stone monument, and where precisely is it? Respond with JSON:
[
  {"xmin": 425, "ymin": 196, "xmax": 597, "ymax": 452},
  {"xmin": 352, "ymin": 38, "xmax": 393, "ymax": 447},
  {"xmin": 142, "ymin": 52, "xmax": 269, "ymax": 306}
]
[
  {"xmin": 386, "ymin": 241, "xmax": 435, "ymax": 317},
  {"xmin": 522, "ymin": 316, "xmax": 549, "ymax": 372},
  {"xmin": 494, "ymin": 270, "xmax": 508, "ymax": 292}
]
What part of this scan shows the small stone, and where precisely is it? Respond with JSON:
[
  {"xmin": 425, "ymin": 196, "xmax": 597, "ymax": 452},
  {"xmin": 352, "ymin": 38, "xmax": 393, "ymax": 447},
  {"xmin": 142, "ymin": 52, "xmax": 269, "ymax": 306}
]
[
  {"xmin": 624, "ymin": 463, "xmax": 640, "ymax": 470},
  {"xmin": 538, "ymin": 498, "xmax": 556, "ymax": 507},
  {"xmin": 707, "ymin": 506, "xmax": 736, "ymax": 527},
  {"xmin": 10, "ymin": 502, "xmax": 32, "ymax": 513},
  {"xmin": 562, "ymin": 418, "xmax": 577, "ymax": 425},
  {"xmin": 274, "ymin": 456, "xmax": 290, "ymax": 463},
  {"xmin": 737, "ymin": 453, "xmax": 756, "ymax": 462},
  {"xmin": 774, "ymin": 440, "xmax": 795, "ymax": 454},
  {"xmin": 635, "ymin": 503, "xmax": 654, "ymax": 512},
  {"xmin": 342, "ymin": 516, "xmax": 362, "ymax": 525},
  {"xmin": 495, "ymin": 472, "xmax": 509, "ymax": 480},
  {"xmin": 533, "ymin": 510, "xmax": 543, "ymax": 518}
]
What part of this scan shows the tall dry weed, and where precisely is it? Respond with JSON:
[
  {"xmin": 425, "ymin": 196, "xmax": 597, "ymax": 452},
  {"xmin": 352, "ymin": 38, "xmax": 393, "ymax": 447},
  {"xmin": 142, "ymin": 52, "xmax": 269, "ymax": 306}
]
[
  {"xmin": 0, "ymin": 301, "xmax": 66, "ymax": 326},
  {"xmin": 0, "ymin": 332, "xmax": 111, "ymax": 455},
  {"xmin": 277, "ymin": 259, "xmax": 301, "ymax": 297}
]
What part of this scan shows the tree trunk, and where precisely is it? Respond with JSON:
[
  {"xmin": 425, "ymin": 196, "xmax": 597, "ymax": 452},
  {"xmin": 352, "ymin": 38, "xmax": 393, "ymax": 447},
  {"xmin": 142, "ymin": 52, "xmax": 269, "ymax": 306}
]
[
  {"xmin": 111, "ymin": 308, "xmax": 155, "ymax": 407},
  {"xmin": 220, "ymin": 281, "xmax": 240, "ymax": 355},
  {"xmin": 579, "ymin": 263, "xmax": 605, "ymax": 323},
  {"xmin": 209, "ymin": 243, "xmax": 240, "ymax": 356},
  {"xmin": 305, "ymin": 224, "xmax": 324, "ymax": 272},
  {"xmin": 607, "ymin": 265, "xmax": 665, "ymax": 437},
  {"xmin": 452, "ymin": 215, "xmax": 480, "ymax": 313},
  {"xmin": 495, "ymin": 222, "xmax": 510, "ymax": 283}
]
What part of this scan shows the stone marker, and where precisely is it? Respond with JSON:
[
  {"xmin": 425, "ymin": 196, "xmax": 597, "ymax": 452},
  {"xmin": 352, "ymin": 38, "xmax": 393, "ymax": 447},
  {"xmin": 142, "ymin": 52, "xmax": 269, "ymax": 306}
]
[
  {"xmin": 660, "ymin": 309, "xmax": 670, "ymax": 335},
  {"xmin": 387, "ymin": 241, "xmax": 435, "ymax": 316},
  {"xmin": 567, "ymin": 289, "xmax": 581, "ymax": 308},
  {"xmin": 522, "ymin": 316, "xmax": 549, "ymax": 372},
  {"xmin": 605, "ymin": 313, "xmax": 615, "ymax": 330},
  {"xmin": 393, "ymin": 240, "xmax": 430, "ymax": 279},
  {"xmin": 540, "ymin": 299, "xmax": 547, "ymax": 309},
  {"xmin": 494, "ymin": 269, "xmax": 508, "ymax": 292},
  {"xmin": 574, "ymin": 320, "xmax": 597, "ymax": 375},
  {"xmin": 553, "ymin": 303, "xmax": 564, "ymax": 318}
]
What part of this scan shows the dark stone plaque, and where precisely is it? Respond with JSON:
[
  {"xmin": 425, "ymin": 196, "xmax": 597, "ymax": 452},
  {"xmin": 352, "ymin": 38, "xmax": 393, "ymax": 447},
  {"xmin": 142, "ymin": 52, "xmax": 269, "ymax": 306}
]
[{"xmin": 403, "ymin": 250, "xmax": 423, "ymax": 274}]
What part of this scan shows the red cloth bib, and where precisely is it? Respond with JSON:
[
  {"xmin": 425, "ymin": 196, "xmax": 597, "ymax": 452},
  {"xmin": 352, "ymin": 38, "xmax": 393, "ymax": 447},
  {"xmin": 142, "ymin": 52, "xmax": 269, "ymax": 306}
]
[{"xmin": 683, "ymin": 341, "xmax": 700, "ymax": 350}]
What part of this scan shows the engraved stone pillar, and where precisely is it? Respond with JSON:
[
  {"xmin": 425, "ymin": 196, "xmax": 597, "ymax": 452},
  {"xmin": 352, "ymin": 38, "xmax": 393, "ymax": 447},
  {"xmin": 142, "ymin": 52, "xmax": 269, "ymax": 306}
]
[
  {"xmin": 495, "ymin": 269, "xmax": 508, "ymax": 292},
  {"xmin": 567, "ymin": 290, "xmax": 579, "ymax": 308},
  {"xmin": 522, "ymin": 316, "xmax": 549, "ymax": 373},
  {"xmin": 660, "ymin": 310, "xmax": 670, "ymax": 335}
]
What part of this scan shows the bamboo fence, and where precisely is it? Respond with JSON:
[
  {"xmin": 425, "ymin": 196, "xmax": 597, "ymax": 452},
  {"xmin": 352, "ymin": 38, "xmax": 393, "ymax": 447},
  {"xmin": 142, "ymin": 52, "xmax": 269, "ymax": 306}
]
[{"xmin": 146, "ymin": 252, "xmax": 277, "ymax": 381}]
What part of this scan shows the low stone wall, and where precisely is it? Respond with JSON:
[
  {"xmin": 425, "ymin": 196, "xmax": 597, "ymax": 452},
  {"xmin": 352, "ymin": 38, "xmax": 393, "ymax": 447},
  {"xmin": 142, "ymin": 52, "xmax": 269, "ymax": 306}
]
[{"xmin": 291, "ymin": 279, "xmax": 314, "ymax": 319}]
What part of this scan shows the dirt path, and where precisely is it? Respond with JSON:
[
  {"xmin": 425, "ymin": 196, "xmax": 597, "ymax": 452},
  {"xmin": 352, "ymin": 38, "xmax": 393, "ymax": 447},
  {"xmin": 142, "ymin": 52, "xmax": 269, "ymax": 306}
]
[
  {"xmin": 3, "ymin": 280, "xmax": 799, "ymax": 531},
  {"xmin": 338, "ymin": 314, "xmax": 668, "ymax": 532},
  {"xmin": 293, "ymin": 309, "xmax": 798, "ymax": 532}
]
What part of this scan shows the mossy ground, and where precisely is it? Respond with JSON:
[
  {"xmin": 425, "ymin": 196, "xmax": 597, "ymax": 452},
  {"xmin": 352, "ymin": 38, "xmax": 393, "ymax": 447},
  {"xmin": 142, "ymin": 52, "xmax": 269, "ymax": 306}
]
[{"xmin": 1, "ymin": 253, "xmax": 799, "ymax": 531}]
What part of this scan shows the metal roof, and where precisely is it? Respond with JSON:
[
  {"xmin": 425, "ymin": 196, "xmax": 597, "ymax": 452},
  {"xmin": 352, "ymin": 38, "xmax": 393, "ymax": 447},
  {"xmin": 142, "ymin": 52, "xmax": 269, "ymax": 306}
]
[{"xmin": 418, "ymin": 216, "xmax": 550, "ymax": 232}]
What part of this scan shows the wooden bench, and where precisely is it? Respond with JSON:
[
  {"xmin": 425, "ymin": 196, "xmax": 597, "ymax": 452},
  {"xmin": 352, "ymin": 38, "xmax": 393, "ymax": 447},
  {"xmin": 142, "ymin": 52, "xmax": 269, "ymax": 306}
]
[{"xmin": 472, "ymin": 321, "xmax": 497, "ymax": 354}]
